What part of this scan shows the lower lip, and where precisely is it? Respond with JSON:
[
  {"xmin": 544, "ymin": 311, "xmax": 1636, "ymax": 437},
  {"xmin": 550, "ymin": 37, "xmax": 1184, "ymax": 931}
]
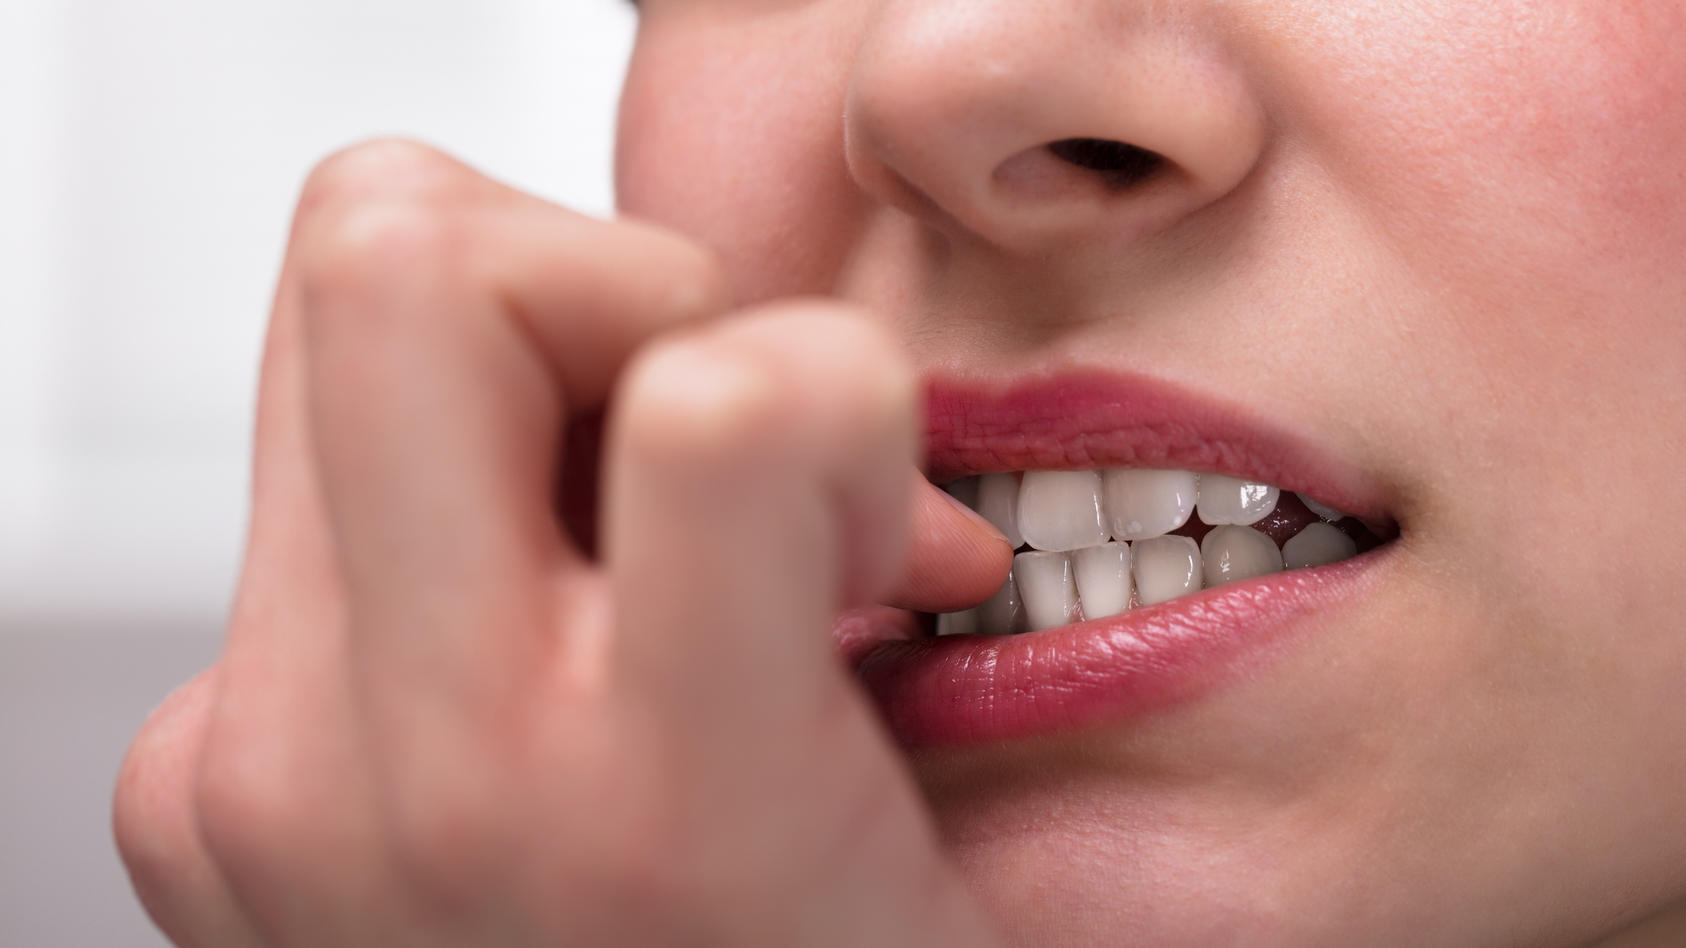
[{"xmin": 853, "ymin": 550, "xmax": 1387, "ymax": 747}]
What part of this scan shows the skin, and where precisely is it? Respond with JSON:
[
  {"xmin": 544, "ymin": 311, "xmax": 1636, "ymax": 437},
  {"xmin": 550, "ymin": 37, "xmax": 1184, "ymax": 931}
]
[{"xmin": 115, "ymin": 0, "xmax": 1686, "ymax": 945}]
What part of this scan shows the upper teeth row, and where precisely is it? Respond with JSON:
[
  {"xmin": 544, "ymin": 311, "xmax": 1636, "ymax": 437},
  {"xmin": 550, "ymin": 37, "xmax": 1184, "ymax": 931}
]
[
  {"xmin": 956, "ymin": 469, "xmax": 1332, "ymax": 552},
  {"xmin": 939, "ymin": 470, "xmax": 1355, "ymax": 637}
]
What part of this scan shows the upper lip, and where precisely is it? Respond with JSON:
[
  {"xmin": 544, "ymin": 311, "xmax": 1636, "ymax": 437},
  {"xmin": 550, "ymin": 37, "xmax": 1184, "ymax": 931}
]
[
  {"xmin": 842, "ymin": 367, "xmax": 1401, "ymax": 747},
  {"xmin": 922, "ymin": 370, "xmax": 1394, "ymax": 525}
]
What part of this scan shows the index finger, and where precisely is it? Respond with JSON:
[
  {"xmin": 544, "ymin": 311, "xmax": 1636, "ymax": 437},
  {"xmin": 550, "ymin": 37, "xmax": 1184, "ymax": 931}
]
[{"xmin": 248, "ymin": 141, "xmax": 729, "ymax": 721}]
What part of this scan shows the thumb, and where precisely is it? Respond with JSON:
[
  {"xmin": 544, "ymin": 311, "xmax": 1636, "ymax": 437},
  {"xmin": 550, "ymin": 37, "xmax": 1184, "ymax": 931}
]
[{"xmin": 881, "ymin": 474, "xmax": 1014, "ymax": 613}]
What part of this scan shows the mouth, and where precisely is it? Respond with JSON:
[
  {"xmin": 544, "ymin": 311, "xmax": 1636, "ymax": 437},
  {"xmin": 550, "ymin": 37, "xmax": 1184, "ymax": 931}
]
[{"xmin": 846, "ymin": 372, "xmax": 1401, "ymax": 748}]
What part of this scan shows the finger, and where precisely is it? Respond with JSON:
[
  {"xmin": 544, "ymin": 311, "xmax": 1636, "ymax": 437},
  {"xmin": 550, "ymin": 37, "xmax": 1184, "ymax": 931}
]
[
  {"xmin": 291, "ymin": 141, "xmax": 728, "ymax": 707},
  {"xmin": 198, "ymin": 140, "xmax": 726, "ymax": 935},
  {"xmin": 113, "ymin": 668, "xmax": 263, "ymax": 948},
  {"xmin": 601, "ymin": 304, "xmax": 1006, "ymax": 945},
  {"xmin": 604, "ymin": 301, "xmax": 916, "ymax": 739},
  {"xmin": 194, "ymin": 245, "xmax": 376, "ymax": 939},
  {"xmin": 880, "ymin": 474, "xmax": 1013, "ymax": 613}
]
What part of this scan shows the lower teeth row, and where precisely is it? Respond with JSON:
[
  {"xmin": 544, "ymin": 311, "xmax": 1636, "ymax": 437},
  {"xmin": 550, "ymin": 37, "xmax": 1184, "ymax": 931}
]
[{"xmin": 937, "ymin": 517, "xmax": 1360, "ymax": 637}]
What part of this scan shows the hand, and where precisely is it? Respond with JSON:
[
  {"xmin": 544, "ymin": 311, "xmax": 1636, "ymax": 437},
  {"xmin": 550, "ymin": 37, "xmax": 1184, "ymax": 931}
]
[{"xmin": 112, "ymin": 141, "xmax": 1010, "ymax": 946}]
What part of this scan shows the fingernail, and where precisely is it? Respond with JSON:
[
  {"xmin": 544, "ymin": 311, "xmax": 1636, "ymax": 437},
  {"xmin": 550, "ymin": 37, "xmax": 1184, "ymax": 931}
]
[{"xmin": 940, "ymin": 486, "xmax": 1010, "ymax": 543}]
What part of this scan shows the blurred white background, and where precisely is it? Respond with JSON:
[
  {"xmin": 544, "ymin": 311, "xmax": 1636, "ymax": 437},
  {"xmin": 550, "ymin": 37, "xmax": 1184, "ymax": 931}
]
[{"xmin": 0, "ymin": 1, "xmax": 635, "ymax": 942}]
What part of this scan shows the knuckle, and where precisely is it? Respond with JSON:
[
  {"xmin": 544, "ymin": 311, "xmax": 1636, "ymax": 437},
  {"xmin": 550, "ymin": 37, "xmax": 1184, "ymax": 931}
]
[
  {"xmin": 295, "ymin": 203, "xmax": 464, "ymax": 315},
  {"xmin": 619, "ymin": 338, "xmax": 790, "ymax": 467},
  {"xmin": 616, "ymin": 307, "xmax": 917, "ymax": 477},
  {"xmin": 299, "ymin": 138, "xmax": 467, "ymax": 216},
  {"xmin": 293, "ymin": 141, "xmax": 474, "ymax": 312},
  {"xmin": 112, "ymin": 727, "xmax": 191, "ymax": 899},
  {"xmin": 737, "ymin": 304, "xmax": 914, "ymax": 422},
  {"xmin": 193, "ymin": 736, "xmax": 312, "ymax": 888},
  {"xmin": 112, "ymin": 672, "xmax": 216, "ymax": 902},
  {"xmin": 737, "ymin": 305, "xmax": 918, "ymax": 461}
]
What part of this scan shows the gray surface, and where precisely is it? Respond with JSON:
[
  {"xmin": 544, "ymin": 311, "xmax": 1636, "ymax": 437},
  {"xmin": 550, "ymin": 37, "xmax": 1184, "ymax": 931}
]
[{"xmin": 2, "ymin": 619, "xmax": 221, "ymax": 947}]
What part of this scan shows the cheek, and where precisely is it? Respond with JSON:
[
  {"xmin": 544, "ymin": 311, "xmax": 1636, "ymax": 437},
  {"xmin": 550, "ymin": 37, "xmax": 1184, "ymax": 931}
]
[
  {"xmin": 1261, "ymin": 0, "xmax": 1686, "ymax": 459},
  {"xmin": 1270, "ymin": 0, "xmax": 1686, "ymax": 267},
  {"xmin": 1238, "ymin": 0, "xmax": 1686, "ymax": 646},
  {"xmin": 616, "ymin": 15, "xmax": 865, "ymax": 304}
]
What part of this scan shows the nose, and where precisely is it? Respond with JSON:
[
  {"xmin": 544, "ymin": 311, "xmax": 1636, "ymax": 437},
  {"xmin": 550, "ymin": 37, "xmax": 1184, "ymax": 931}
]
[{"xmin": 844, "ymin": 0, "xmax": 1267, "ymax": 255}]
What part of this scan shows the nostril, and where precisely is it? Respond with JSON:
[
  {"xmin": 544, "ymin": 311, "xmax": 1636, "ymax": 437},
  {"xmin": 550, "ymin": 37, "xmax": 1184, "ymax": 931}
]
[{"xmin": 1047, "ymin": 138, "xmax": 1164, "ymax": 190}]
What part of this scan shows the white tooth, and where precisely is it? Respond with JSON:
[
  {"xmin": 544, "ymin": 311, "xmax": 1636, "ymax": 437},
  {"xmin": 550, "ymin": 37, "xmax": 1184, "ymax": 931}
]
[
  {"xmin": 1133, "ymin": 535, "xmax": 1202, "ymax": 606},
  {"xmin": 1017, "ymin": 470, "xmax": 1108, "ymax": 552},
  {"xmin": 1013, "ymin": 550, "xmax": 1078, "ymax": 632},
  {"xmin": 1073, "ymin": 541, "xmax": 1132, "ymax": 619},
  {"xmin": 1294, "ymin": 491, "xmax": 1346, "ymax": 522},
  {"xmin": 1196, "ymin": 474, "xmax": 1280, "ymax": 526},
  {"xmin": 935, "ymin": 609, "xmax": 979, "ymax": 637},
  {"xmin": 1200, "ymin": 525, "xmax": 1284, "ymax": 587},
  {"xmin": 1103, "ymin": 468, "xmax": 1198, "ymax": 540},
  {"xmin": 976, "ymin": 473, "xmax": 1024, "ymax": 548},
  {"xmin": 975, "ymin": 573, "xmax": 1023, "ymax": 636},
  {"xmin": 944, "ymin": 476, "xmax": 981, "ymax": 511},
  {"xmin": 1282, "ymin": 521, "xmax": 1358, "ymax": 570}
]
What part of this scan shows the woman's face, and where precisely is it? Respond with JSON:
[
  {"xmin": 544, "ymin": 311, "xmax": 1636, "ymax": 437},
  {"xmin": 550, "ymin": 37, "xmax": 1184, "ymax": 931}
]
[{"xmin": 616, "ymin": 0, "xmax": 1686, "ymax": 943}]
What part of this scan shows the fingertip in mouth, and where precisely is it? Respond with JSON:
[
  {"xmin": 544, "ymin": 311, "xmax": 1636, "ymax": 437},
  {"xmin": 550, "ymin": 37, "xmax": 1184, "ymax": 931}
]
[{"xmin": 838, "ymin": 370, "xmax": 1403, "ymax": 746}]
